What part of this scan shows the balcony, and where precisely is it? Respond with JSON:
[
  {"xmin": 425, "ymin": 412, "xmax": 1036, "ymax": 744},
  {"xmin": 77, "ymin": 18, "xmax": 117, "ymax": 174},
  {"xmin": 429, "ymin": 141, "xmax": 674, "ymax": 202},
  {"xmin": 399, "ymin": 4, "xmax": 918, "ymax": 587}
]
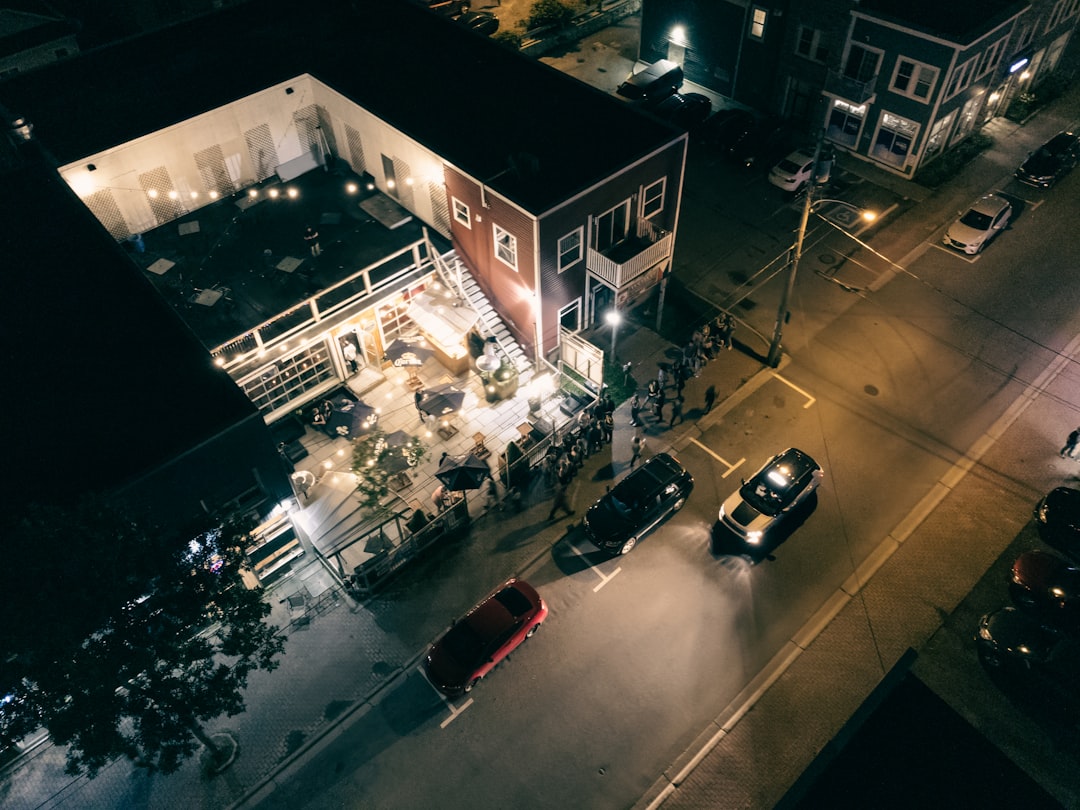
[
  {"xmin": 824, "ymin": 69, "xmax": 878, "ymax": 105},
  {"xmin": 587, "ymin": 217, "xmax": 673, "ymax": 288}
]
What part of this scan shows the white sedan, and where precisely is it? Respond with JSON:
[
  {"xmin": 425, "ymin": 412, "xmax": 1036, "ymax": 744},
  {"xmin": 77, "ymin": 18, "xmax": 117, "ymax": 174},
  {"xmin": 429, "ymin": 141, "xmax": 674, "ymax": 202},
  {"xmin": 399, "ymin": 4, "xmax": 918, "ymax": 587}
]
[{"xmin": 943, "ymin": 193, "xmax": 1012, "ymax": 254}]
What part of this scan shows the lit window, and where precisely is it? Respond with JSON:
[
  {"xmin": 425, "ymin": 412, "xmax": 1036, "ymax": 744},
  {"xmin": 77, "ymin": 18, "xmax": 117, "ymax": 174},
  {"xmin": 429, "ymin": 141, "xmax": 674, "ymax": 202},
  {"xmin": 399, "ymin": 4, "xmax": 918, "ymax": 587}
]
[
  {"xmin": 749, "ymin": 7, "xmax": 767, "ymax": 40},
  {"xmin": 557, "ymin": 228, "xmax": 583, "ymax": 272},
  {"xmin": 642, "ymin": 178, "xmax": 666, "ymax": 219},
  {"xmin": 494, "ymin": 224, "xmax": 517, "ymax": 270},
  {"xmin": 452, "ymin": 197, "xmax": 470, "ymax": 228}
]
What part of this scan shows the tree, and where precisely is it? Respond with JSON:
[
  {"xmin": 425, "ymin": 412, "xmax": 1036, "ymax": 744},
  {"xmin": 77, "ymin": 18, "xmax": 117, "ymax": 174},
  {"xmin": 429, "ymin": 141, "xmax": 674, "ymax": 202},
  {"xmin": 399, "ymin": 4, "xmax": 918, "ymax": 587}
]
[
  {"xmin": 0, "ymin": 502, "xmax": 284, "ymax": 776},
  {"xmin": 351, "ymin": 430, "xmax": 426, "ymax": 513}
]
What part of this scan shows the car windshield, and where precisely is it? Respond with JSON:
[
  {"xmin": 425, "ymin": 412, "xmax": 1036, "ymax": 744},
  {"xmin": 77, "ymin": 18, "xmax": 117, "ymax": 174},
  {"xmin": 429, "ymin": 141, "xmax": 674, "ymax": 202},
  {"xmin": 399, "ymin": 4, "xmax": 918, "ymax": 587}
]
[
  {"xmin": 741, "ymin": 466, "xmax": 800, "ymax": 516},
  {"xmin": 959, "ymin": 208, "xmax": 992, "ymax": 230},
  {"xmin": 777, "ymin": 159, "xmax": 801, "ymax": 174}
]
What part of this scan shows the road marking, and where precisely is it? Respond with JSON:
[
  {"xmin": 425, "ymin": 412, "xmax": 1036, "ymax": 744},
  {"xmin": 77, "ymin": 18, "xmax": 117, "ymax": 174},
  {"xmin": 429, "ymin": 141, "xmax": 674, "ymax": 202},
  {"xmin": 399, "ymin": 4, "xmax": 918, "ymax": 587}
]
[
  {"xmin": 418, "ymin": 665, "xmax": 475, "ymax": 727},
  {"xmin": 771, "ymin": 373, "xmax": 816, "ymax": 408},
  {"xmin": 930, "ymin": 242, "xmax": 980, "ymax": 262},
  {"xmin": 567, "ymin": 541, "xmax": 621, "ymax": 591},
  {"xmin": 689, "ymin": 437, "xmax": 745, "ymax": 478}
]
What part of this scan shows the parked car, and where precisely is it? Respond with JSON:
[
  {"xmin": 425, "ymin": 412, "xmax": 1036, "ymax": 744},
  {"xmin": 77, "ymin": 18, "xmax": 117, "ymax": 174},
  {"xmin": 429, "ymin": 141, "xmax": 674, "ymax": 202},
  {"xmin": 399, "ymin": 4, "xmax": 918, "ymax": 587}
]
[
  {"xmin": 1034, "ymin": 487, "xmax": 1080, "ymax": 559},
  {"xmin": 652, "ymin": 92, "xmax": 712, "ymax": 130},
  {"xmin": 697, "ymin": 108, "xmax": 755, "ymax": 150},
  {"xmin": 423, "ymin": 578, "xmax": 547, "ymax": 696},
  {"xmin": 768, "ymin": 148, "xmax": 817, "ymax": 191},
  {"xmin": 615, "ymin": 59, "xmax": 683, "ymax": 106},
  {"xmin": 583, "ymin": 452, "xmax": 694, "ymax": 555},
  {"xmin": 729, "ymin": 118, "xmax": 792, "ymax": 168},
  {"xmin": 976, "ymin": 606, "xmax": 1080, "ymax": 677},
  {"xmin": 1010, "ymin": 550, "xmax": 1080, "ymax": 630},
  {"xmin": 718, "ymin": 447, "xmax": 823, "ymax": 546},
  {"xmin": 456, "ymin": 10, "xmax": 498, "ymax": 34},
  {"xmin": 422, "ymin": 0, "xmax": 469, "ymax": 16},
  {"xmin": 942, "ymin": 193, "xmax": 1011, "ymax": 254},
  {"xmin": 1015, "ymin": 131, "xmax": 1080, "ymax": 187}
]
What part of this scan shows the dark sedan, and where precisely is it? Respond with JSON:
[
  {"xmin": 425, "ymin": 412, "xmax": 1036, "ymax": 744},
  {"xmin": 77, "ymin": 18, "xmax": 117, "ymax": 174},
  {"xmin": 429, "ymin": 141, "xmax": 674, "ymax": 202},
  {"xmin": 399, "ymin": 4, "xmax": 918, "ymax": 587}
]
[
  {"xmin": 456, "ymin": 10, "xmax": 498, "ymax": 35},
  {"xmin": 1010, "ymin": 550, "xmax": 1080, "ymax": 631},
  {"xmin": 424, "ymin": 579, "xmax": 546, "ymax": 696},
  {"xmin": 697, "ymin": 108, "xmax": 755, "ymax": 150},
  {"xmin": 1015, "ymin": 131, "xmax": 1079, "ymax": 187},
  {"xmin": 583, "ymin": 452, "xmax": 693, "ymax": 555},
  {"xmin": 1034, "ymin": 487, "xmax": 1080, "ymax": 559},
  {"xmin": 652, "ymin": 92, "xmax": 712, "ymax": 131}
]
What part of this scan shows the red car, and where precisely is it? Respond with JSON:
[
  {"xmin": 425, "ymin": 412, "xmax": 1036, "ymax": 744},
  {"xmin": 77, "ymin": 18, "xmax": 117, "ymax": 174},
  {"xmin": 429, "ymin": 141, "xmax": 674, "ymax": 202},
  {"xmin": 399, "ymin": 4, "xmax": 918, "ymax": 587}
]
[
  {"xmin": 424, "ymin": 579, "xmax": 547, "ymax": 696},
  {"xmin": 1010, "ymin": 550, "xmax": 1080, "ymax": 631}
]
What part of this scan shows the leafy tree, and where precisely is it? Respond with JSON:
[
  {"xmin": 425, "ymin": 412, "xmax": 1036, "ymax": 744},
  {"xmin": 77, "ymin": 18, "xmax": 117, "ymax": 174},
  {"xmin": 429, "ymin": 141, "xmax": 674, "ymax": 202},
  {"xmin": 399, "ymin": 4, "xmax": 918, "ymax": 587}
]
[
  {"xmin": 351, "ymin": 430, "xmax": 425, "ymax": 513},
  {"xmin": 0, "ymin": 502, "xmax": 284, "ymax": 776},
  {"xmin": 525, "ymin": 0, "xmax": 575, "ymax": 29}
]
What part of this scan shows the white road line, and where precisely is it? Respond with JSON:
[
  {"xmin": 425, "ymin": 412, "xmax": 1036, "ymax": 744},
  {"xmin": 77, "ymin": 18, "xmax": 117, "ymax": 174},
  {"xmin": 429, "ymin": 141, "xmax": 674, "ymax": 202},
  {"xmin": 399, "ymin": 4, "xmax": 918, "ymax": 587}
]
[
  {"xmin": 770, "ymin": 373, "xmax": 816, "ymax": 408},
  {"xmin": 567, "ymin": 541, "xmax": 621, "ymax": 591},
  {"xmin": 418, "ymin": 664, "xmax": 475, "ymax": 728},
  {"xmin": 689, "ymin": 437, "xmax": 745, "ymax": 478}
]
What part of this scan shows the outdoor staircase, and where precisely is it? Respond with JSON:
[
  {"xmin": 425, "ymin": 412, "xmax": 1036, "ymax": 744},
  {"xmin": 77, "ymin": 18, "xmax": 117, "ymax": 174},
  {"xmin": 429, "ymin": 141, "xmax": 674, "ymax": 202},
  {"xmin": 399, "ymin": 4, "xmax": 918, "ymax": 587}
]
[{"xmin": 432, "ymin": 249, "xmax": 534, "ymax": 385}]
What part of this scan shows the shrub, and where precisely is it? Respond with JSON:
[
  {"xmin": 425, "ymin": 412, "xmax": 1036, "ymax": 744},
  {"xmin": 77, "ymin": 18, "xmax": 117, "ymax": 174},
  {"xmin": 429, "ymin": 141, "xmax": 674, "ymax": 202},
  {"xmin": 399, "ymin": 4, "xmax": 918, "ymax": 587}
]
[
  {"xmin": 914, "ymin": 131, "xmax": 994, "ymax": 188},
  {"xmin": 526, "ymin": 0, "xmax": 575, "ymax": 29},
  {"xmin": 493, "ymin": 30, "xmax": 524, "ymax": 49}
]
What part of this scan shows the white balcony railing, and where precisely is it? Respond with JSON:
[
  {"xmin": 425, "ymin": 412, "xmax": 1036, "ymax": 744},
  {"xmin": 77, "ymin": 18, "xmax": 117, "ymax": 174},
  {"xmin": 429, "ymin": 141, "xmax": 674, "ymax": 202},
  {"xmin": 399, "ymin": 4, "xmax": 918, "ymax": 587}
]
[{"xmin": 586, "ymin": 218, "xmax": 673, "ymax": 288}]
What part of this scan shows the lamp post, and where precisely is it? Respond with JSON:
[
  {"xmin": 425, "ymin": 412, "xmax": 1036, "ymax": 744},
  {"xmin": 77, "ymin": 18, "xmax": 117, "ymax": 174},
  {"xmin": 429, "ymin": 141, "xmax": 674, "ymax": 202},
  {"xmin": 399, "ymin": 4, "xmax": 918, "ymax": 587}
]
[
  {"xmin": 605, "ymin": 309, "xmax": 622, "ymax": 360},
  {"xmin": 766, "ymin": 137, "xmax": 875, "ymax": 367}
]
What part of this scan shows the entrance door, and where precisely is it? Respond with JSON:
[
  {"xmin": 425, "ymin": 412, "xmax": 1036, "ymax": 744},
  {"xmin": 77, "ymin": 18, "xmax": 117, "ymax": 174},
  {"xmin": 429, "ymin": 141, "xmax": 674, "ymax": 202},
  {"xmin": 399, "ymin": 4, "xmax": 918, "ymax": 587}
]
[
  {"xmin": 382, "ymin": 154, "xmax": 398, "ymax": 199},
  {"xmin": 594, "ymin": 200, "xmax": 631, "ymax": 252}
]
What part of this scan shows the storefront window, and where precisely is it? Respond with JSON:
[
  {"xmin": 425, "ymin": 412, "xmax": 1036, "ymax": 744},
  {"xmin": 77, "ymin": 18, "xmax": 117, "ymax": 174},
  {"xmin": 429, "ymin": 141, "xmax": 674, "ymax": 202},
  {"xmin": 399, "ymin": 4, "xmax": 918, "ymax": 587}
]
[
  {"xmin": 240, "ymin": 340, "xmax": 336, "ymax": 414},
  {"xmin": 872, "ymin": 112, "xmax": 919, "ymax": 168},
  {"xmin": 827, "ymin": 100, "xmax": 865, "ymax": 148}
]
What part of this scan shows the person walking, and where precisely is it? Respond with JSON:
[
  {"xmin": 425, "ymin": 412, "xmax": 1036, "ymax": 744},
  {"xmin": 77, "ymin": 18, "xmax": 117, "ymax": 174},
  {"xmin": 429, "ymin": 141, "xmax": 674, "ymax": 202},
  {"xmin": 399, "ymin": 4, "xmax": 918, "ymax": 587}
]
[
  {"xmin": 703, "ymin": 384, "xmax": 717, "ymax": 414},
  {"xmin": 718, "ymin": 312, "xmax": 735, "ymax": 350},
  {"xmin": 669, "ymin": 396, "xmax": 684, "ymax": 427},
  {"xmin": 414, "ymin": 388, "xmax": 426, "ymax": 421},
  {"xmin": 547, "ymin": 480, "xmax": 574, "ymax": 521},
  {"xmin": 602, "ymin": 411, "xmax": 614, "ymax": 444},
  {"xmin": 630, "ymin": 394, "xmax": 643, "ymax": 427},
  {"xmin": 657, "ymin": 364, "xmax": 667, "ymax": 391},
  {"xmin": 653, "ymin": 389, "xmax": 666, "ymax": 423},
  {"xmin": 304, "ymin": 225, "xmax": 322, "ymax": 257},
  {"xmin": 1062, "ymin": 427, "xmax": 1080, "ymax": 458},
  {"xmin": 630, "ymin": 432, "xmax": 646, "ymax": 468}
]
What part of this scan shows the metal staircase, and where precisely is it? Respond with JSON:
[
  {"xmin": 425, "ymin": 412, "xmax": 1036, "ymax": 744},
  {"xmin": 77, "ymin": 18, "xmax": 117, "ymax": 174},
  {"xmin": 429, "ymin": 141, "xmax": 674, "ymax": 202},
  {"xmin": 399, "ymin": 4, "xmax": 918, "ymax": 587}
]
[{"xmin": 429, "ymin": 248, "xmax": 534, "ymax": 383}]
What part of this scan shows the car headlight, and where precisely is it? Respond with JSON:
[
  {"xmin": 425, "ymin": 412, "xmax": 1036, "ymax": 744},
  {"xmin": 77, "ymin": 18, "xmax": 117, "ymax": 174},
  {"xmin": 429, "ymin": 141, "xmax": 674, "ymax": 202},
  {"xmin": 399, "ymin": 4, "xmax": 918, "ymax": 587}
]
[
  {"xmin": 746, "ymin": 531, "xmax": 763, "ymax": 545},
  {"xmin": 1037, "ymin": 503, "xmax": 1049, "ymax": 523},
  {"xmin": 978, "ymin": 625, "xmax": 993, "ymax": 641}
]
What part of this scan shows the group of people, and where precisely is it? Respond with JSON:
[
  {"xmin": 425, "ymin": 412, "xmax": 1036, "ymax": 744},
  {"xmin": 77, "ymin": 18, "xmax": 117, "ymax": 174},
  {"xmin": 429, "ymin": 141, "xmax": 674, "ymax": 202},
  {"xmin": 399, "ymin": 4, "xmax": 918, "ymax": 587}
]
[{"xmin": 542, "ymin": 395, "xmax": 616, "ymax": 491}]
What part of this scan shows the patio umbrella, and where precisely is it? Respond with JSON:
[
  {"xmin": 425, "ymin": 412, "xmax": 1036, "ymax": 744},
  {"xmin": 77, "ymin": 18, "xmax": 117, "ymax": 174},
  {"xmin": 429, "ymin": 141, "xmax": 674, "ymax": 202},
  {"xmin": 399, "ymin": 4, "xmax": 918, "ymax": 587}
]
[
  {"xmin": 419, "ymin": 385, "xmax": 465, "ymax": 418},
  {"xmin": 326, "ymin": 397, "xmax": 378, "ymax": 438},
  {"xmin": 383, "ymin": 337, "xmax": 434, "ymax": 368},
  {"xmin": 435, "ymin": 453, "xmax": 491, "ymax": 492},
  {"xmin": 380, "ymin": 430, "xmax": 416, "ymax": 474}
]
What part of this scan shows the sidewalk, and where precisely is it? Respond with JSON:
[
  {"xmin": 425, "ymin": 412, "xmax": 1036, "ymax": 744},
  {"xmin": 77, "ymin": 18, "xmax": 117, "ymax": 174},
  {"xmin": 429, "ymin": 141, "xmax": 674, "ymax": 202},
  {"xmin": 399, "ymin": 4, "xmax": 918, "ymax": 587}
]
[{"xmin": 0, "ymin": 315, "xmax": 765, "ymax": 810}]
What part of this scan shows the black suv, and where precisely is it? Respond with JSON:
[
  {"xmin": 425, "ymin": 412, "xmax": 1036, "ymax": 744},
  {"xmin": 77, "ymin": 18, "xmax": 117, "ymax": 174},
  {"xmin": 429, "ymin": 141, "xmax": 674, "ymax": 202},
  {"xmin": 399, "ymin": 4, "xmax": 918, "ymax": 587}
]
[{"xmin": 583, "ymin": 453, "xmax": 693, "ymax": 555}]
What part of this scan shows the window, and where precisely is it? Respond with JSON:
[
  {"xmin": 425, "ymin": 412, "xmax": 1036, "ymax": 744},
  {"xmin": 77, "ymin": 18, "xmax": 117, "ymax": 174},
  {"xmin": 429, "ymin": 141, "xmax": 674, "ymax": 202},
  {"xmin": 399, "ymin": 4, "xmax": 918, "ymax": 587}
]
[
  {"xmin": 944, "ymin": 57, "xmax": 977, "ymax": 100},
  {"xmin": 559, "ymin": 300, "xmax": 581, "ymax": 332},
  {"xmin": 827, "ymin": 99, "xmax": 866, "ymax": 148},
  {"xmin": 493, "ymin": 224, "xmax": 517, "ymax": 270},
  {"xmin": 923, "ymin": 111, "xmax": 956, "ymax": 162},
  {"xmin": 641, "ymin": 178, "xmax": 666, "ymax": 219},
  {"xmin": 951, "ymin": 96, "xmax": 979, "ymax": 144},
  {"xmin": 796, "ymin": 26, "xmax": 828, "ymax": 63},
  {"xmin": 749, "ymin": 7, "xmax": 767, "ymax": 41},
  {"xmin": 871, "ymin": 112, "xmax": 919, "ymax": 168},
  {"xmin": 557, "ymin": 228, "xmax": 583, "ymax": 272},
  {"xmin": 452, "ymin": 197, "xmax": 470, "ymax": 228},
  {"xmin": 844, "ymin": 44, "xmax": 881, "ymax": 83},
  {"xmin": 891, "ymin": 58, "xmax": 938, "ymax": 101},
  {"xmin": 977, "ymin": 38, "xmax": 1008, "ymax": 78}
]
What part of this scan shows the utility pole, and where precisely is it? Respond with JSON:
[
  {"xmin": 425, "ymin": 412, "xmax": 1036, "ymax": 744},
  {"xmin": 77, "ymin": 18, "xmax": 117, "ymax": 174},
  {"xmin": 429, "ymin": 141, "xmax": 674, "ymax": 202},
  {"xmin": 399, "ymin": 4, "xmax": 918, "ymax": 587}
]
[{"xmin": 767, "ymin": 131, "xmax": 824, "ymax": 368}]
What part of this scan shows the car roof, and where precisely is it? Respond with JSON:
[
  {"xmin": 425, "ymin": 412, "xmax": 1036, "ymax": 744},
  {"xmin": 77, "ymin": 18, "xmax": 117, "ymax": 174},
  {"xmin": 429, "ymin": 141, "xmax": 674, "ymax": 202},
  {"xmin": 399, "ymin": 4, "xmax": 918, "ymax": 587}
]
[
  {"xmin": 764, "ymin": 447, "xmax": 820, "ymax": 479},
  {"xmin": 464, "ymin": 580, "xmax": 538, "ymax": 636},
  {"xmin": 970, "ymin": 194, "xmax": 1010, "ymax": 215},
  {"xmin": 613, "ymin": 453, "xmax": 686, "ymax": 498},
  {"xmin": 1044, "ymin": 131, "xmax": 1077, "ymax": 152}
]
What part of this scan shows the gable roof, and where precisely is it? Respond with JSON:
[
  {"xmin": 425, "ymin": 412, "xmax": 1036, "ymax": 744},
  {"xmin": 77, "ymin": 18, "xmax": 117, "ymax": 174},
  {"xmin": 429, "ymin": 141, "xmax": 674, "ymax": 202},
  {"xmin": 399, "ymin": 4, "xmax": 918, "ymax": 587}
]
[
  {"xmin": 0, "ymin": 0, "xmax": 682, "ymax": 213},
  {"xmin": 858, "ymin": 0, "xmax": 1025, "ymax": 43}
]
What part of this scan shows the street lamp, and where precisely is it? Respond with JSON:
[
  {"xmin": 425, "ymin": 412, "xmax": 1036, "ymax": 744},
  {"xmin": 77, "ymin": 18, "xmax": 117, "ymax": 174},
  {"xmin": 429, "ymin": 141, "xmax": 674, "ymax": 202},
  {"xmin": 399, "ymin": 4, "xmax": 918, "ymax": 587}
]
[
  {"xmin": 766, "ymin": 139, "xmax": 876, "ymax": 368},
  {"xmin": 605, "ymin": 309, "xmax": 622, "ymax": 359}
]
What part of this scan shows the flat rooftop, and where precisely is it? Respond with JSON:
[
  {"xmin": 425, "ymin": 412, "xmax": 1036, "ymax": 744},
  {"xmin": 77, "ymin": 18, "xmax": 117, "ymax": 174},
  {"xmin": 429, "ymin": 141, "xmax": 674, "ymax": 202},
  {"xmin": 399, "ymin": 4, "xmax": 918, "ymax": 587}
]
[{"xmin": 0, "ymin": 0, "xmax": 681, "ymax": 214}]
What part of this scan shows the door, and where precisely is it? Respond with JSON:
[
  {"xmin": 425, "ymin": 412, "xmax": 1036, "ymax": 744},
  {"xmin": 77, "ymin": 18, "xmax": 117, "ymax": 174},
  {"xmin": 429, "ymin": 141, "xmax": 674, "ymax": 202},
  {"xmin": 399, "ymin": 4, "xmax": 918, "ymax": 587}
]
[{"xmin": 594, "ymin": 200, "xmax": 631, "ymax": 252}]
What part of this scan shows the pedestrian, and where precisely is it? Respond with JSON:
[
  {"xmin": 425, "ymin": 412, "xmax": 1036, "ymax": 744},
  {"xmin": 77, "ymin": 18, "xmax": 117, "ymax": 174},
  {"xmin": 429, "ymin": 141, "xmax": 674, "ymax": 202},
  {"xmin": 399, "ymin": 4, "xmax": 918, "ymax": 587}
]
[
  {"xmin": 602, "ymin": 411, "xmax": 614, "ymax": 443},
  {"xmin": 675, "ymin": 371, "xmax": 686, "ymax": 398},
  {"xmin": 303, "ymin": 225, "xmax": 321, "ymax": 257},
  {"xmin": 588, "ymin": 422, "xmax": 603, "ymax": 454},
  {"xmin": 718, "ymin": 313, "xmax": 735, "ymax": 350},
  {"xmin": 547, "ymin": 481, "xmax": 574, "ymax": 521},
  {"xmin": 630, "ymin": 432, "xmax": 646, "ymax": 468},
  {"xmin": 630, "ymin": 394, "xmax": 642, "ymax": 426},
  {"xmin": 657, "ymin": 365, "xmax": 667, "ymax": 391},
  {"xmin": 653, "ymin": 389, "xmax": 666, "ymax": 422},
  {"xmin": 1062, "ymin": 427, "xmax": 1080, "ymax": 458},
  {"xmin": 691, "ymin": 352, "xmax": 702, "ymax": 377},
  {"xmin": 342, "ymin": 341, "xmax": 358, "ymax": 374},
  {"xmin": 438, "ymin": 451, "xmax": 449, "ymax": 467},
  {"xmin": 414, "ymin": 388, "xmax": 426, "ymax": 421},
  {"xmin": 703, "ymin": 384, "xmax": 717, "ymax": 414},
  {"xmin": 432, "ymin": 484, "xmax": 448, "ymax": 512},
  {"xmin": 669, "ymin": 396, "xmax": 684, "ymax": 427}
]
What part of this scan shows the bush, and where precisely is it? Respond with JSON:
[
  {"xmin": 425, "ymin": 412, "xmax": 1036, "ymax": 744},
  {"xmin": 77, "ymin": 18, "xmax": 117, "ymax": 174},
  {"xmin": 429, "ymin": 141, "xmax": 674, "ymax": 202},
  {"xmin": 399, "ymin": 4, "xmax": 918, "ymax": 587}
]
[
  {"xmin": 526, "ymin": 0, "xmax": 575, "ymax": 29},
  {"xmin": 914, "ymin": 131, "xmax": 994, "ymax": 188},
  {"xmin": 493, "ymin": 30, "xmax": 524, "ymax": 49}
]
